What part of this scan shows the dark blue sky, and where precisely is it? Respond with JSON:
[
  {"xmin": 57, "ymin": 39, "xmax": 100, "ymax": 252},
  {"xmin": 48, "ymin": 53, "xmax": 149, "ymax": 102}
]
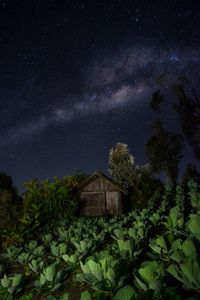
[{"xmin": 0, "ymin": 0, "xmax": 199, "ymax": 192}]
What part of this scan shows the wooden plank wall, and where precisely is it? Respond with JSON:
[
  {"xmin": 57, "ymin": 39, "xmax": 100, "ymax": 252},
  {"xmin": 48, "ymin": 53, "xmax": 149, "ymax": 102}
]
[{"xmin": 81, "ymin": 176, "xmax": 123, "ymax": 216}]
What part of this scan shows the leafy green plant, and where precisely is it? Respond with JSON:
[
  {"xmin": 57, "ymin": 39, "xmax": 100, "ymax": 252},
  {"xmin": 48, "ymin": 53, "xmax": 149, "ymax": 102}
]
[
  {"xmin": 50, "ymin": 242, "xmax": 67, "ymax": 258},
  {"xmin": 149, "ymin": 233, "xmax": 174, "ymax": 256},
  {"xmin": 5, "ymin": 245, "xmax": 22, "ymax": 261},
  {"xmin": 170, "ymin": 238, "xmax": 198, "ymax": 263},
  {"xmin": 134, "ymin": 261, "xmax": 165, "ymax": 292},
  {"xmin": 112, "ymin": 239, "xmax": 142, "ymax": 262},
  {"xmin": 186, "ymin": 214, "xmax": 200, "ymax": 241},
  {"xmin": 16, "ymin": 252, "xmax": 34, "ymax": 265},
  {"xmin": 168, "ymin": 261, "xmax": 200, "ymax": 292},
  {"xmin": 149, "ymin": 235, "xmax": 168, "ymax": 255},
  {"xmin": 62, "ymin": 254, "xmax": 77, "ymax": 266},
  {"xmin": 113, "ymin": 285, "xmax": 136, "ymax": 300},
  {"xmin": 28, "ymin": 258, "xmax": 44, "ymax": 273},
  {"xmin": 56, "ymin": 228, "xmax": 71, "ymax": 242},
  {"xmin": 72, "ymin": 239, "xmax": 96, "ymax": 257},
  {"xmin": 32, "ymin": 245, "xmax": 45, "ymax": 258},
  {"xmin": 187, "ymin": 180, "xmax": 200, "ymax": 210},
  {"xmin": 34, "ymin": 263, "xmax": 63, "ymax": 292},
  {"xmin": 111, "ymin": 228, "xmax": 128, "ymax": 240},
  {"xmin": 27, "ymin": 240, "xmax": 38, "ymax": 251},
  {"xmin": 42, "ymin": 233, "xmax": 53, "ymax": 245},
  {"xmin": 18, "ymin": 293, "xmax": 33, "ymax": 300},
  {"xmin": 0, "ymin": 273, "xmax": 23, "ymax": 295},
  {"xmin": 148, "ymin": 212, "xmax": 161, "ymax": 226},
  {"xmin": 163, "ymin": 206, "xmax": 184, "ymax": 231},
  {"xmin": 80, "ymin": 290, "xmax": 92, "ymax": 300},
  {"xmin": 128, "ymin": 222, "xmax": 151, "ymax": 241},
  {"xmin": 77, "ymin": 251, "xmax": 127, "ymax": 294},
  {"xmin": 0, "ymin": 287, "xmax": 13, "ymax": 300}
]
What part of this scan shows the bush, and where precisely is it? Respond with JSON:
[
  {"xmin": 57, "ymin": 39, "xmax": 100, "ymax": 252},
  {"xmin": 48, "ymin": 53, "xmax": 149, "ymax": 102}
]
[{"xmin": 18, "ymin": 175, "xmax": 82, "ymax": 238}]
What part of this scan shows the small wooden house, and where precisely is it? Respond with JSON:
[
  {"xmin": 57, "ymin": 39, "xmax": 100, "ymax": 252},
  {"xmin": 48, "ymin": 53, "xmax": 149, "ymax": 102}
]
[{"xmin": 80, "ymin": 171, "xmax": 128, "ymax": 216}]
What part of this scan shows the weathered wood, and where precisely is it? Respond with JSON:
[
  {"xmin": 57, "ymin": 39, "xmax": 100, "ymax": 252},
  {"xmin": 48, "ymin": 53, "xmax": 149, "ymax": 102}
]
[
  {"xmin": 80, "ymin": 172, "xmax": 127, "ymax": 216},
  {"xmin": 106, "ymin": 191, "xmax": 119, "ymax": 215}
]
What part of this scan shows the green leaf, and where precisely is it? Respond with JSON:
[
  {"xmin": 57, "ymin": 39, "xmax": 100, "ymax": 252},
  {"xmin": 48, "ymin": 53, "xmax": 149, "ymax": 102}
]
[
  {"xmin": 60, "ymin": 293, "xmax": 69, "ymax": 300},
  {"xmin": 80, "ymin": 290, "xmax": 92, "ymax": 300},
  {"xmin": 45, "ymin": 296, "xmax": 56, "ymax": 300},
  {"xmin": 50, "ymin": 282, "xmax": 61, "ymax": 292},
  {"xmin": 187, "ymin": 214, "xmax": 200, "ymax": 241},
  {"xmin": 62, "ymin": 254, "xmax": 77, "ymax": 264},
  {"xmin": 106, "ymin": 269, "xmax": 115, "ymax": 286},
  {"xmin": 39, "ymin": 274, "xmax": 46, "ymax": 286},
  {"xmin": 167, "ymin": 265, "xmax": 183, "ymax": 283},
  {"xmin": 113, "ymin": 285, "xmax": 136, "ymax": 300},
  {"xmin": 12, "ymin": 274, "xmax": 23, "ymax": 287},
  {"xmin": 87, "ymin": 261, "xmax": 103, "ymax": 281},
  {"xmin": 128, "ymin": 228, "xmax": 136, "ymax": 239},
  {"xmin": 1, "ymin": 274, "xmax": 11, "ymax": 288},
  {"xmin": 139, "ymin": 261, "xmax": 156, "ymax": 284},
  {"xmin": 134, "ymin": 276, "xmax": 147, "ymax": 291},
  {"xmin": 44, "ymin": 264, "xmax": 56, "ymax": 282},
  {"xmin": 182, "ymin": 239, "xmax": 197, "ymax": 258},
  {"xmin": 28, "ymin": 240, "xmax": 38, "ymax": 250}
]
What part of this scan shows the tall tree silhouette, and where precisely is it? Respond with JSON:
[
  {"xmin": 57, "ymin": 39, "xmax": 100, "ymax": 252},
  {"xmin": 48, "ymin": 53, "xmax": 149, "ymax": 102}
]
[
  {"xmin": 0, "ymin": 172, "xmax": 20, "ymax": 228},
  {"xmin": 181, "ymin": 163, "xmax": 200, "ymax": 185},
  {"xmin": 145, "ymin": 120, "xmax": 184, "ymax": 186},
  {"xmin": 172, "ymin": 78, "xmax": 200, "ymax": 160},
  {"xmin": 151, "ymin": 77, "xmax": 200, "ymax": 160}
]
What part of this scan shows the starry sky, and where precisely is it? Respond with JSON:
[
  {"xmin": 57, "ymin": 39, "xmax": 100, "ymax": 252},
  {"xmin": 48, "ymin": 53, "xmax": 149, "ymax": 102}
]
[{"xmin": 0, "ymin": 0, "xmax": 200, "ymax": 192}]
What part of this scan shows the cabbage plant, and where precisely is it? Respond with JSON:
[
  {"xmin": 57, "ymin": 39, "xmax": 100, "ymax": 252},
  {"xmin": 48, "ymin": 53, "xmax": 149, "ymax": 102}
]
[
  {"xmin": 168, "ymin": 261, "xmax": 200, "ymax": 292},
  {"xmin": 50, "ymin": 242, "xmax": 67, "ymax": 258},
  {"xmin": 0, "ymin": 273, "xmax": 23, "ymax": 295},
  {"xmin": 34, "ymin": 263, "xmax": 63, "ymax": 292},
  {"xmin": 28, "ymin": 258, "xmax": 44, "ymax": 273},
  {"xmin": 134, "ymin": 261, "xmax": 165, "ymax": 292},
  {"xmin": 77, "ymin": 251, "xmax": 127, "ymax": 293}
]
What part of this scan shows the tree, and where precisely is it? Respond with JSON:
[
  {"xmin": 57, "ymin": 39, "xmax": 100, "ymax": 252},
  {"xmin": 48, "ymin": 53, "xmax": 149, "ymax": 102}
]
[
  {"xmin": 145, "ymin": 120, "xmax": 184, "ymax": 186},
  {"xmin": 0, "ymin": 172, "xmax": 21, "ymax": 229},
  {"xmin": 0, "ymin": 190, "xmax": 14, "ymax": 228},
  {"xmin": 108, "ymin": 143, "xmax": 135, "ymax": 189},
  {"xmin": 0, "ymin": 172, "xmax": 17, "ymax": 198},
  {"xmin": 181, "ymin": 163, "xmax": 200, "ymax": 185},
  {"xmin": 172, "ymin": 78, "xmax": 200, "ymax": 160},
  {"xmin": 108, "ymin": 143, "xmax": 155, "ymax": 206},
  {"xmin": 150, "ymin": 77, "xmax": 200, "ymax": 160}
]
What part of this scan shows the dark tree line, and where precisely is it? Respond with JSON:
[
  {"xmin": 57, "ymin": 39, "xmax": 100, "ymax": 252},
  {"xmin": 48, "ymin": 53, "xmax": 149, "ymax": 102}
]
[
  {"xmin": 0, "ymin": 172, "xmax": 21, "ymax": 228},
  {"xmin": 145, "ymin": 77, "xmax": 200, "ymax": 186}
]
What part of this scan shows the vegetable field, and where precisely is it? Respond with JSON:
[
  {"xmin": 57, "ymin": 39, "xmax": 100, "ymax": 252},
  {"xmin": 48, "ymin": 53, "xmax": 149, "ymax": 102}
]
[{"xmin": 0, "ymin": 181, "xmax": 200, "ymax": 300}]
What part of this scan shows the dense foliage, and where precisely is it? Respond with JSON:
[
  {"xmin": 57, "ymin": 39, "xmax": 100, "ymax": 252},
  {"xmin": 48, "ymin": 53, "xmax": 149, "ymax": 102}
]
[
  {"xmin": 0, "ymin": 180, "xmax": 200, "ymax": 300},
  {"xmin": 17, "ymin": 175, "xmax": 85, "ymax": 241},
  {"xmin": 0, "ymin": 172, "xmax": 21, "ymax": 229},
  {"xmin": 108, "ymin": 143, "xmax": 159, "ymax": 207}
]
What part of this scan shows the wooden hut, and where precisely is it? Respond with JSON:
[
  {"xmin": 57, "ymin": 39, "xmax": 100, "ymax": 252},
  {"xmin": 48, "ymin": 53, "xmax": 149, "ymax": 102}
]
[{"xmin": 80, "ymin": 171, "xmax": 128, "ymax": 216}]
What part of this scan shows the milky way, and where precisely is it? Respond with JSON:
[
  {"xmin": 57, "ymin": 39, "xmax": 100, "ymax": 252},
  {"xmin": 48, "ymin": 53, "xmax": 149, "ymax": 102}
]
[{"xmin": 1, "ymin": 47, "xmax": 199, "ymax": 147}]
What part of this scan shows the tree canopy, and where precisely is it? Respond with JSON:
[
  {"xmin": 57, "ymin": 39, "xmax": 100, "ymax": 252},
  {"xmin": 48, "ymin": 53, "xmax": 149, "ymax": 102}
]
[{"xmin": 145, "ymin": 120, "xmax": 184, "ymax": 186}]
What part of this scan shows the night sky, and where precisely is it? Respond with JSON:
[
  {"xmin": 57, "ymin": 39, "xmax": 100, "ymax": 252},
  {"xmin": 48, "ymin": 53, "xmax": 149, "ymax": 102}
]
[{"xmin": 0, "ymin": 0, "xmax": 200, "ymax": 192}]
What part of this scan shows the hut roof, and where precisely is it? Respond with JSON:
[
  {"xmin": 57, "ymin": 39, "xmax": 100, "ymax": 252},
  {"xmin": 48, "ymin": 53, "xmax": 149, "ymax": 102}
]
[{"xmin": 80, "ymin": 171, "xmax": 128, "ymax": 195}]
